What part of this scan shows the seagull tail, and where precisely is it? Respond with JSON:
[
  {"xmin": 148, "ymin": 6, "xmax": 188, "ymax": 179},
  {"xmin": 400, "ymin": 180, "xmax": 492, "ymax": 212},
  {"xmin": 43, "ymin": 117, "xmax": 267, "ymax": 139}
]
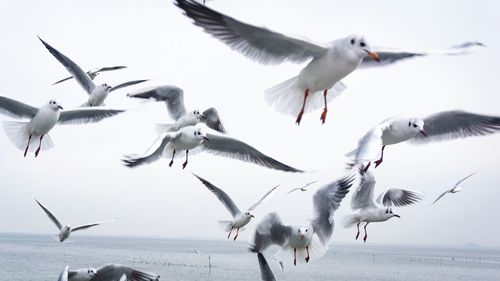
[
  {"xmin": 2, "ymin": 121, "xmax": 54, "ymax": 152},
  {"xmin": 217, "ymin": 220, "xmax": 233, "ymax": 232},
  {"xmin": 155, "ymin": 123, "xmax": 176, "ymax": 135},
  {"xmin": 342, "ymin": 214, "xmax": 361, "ymax": 228},
  {"xmin": 265, "ymin": 76, "xmax": 346, "ymax": 117}
]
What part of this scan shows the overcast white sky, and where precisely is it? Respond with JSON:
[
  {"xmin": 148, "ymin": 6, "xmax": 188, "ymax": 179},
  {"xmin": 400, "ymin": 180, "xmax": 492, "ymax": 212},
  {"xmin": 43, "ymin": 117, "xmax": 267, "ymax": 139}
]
[{"xmin": 0, "ymin": 0, "xmax": 499, "ymax": 248}]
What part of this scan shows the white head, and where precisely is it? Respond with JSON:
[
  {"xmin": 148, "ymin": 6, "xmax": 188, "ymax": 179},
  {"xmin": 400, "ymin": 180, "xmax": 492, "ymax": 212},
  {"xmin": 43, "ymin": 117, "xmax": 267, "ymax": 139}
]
[
  {"xmin": 243, "ymin": 211, "xmax": 255, "ymax": 219},
  {"xmin": 101, "ymin": 83, "xmax": 112, "ymax": 92},
  {"xmin": 343, "ymin": 35, "xmax": 379, "ymax": 62},
  {"xmin": 407, "ymin": 117, "xmax": 427, "ymax": 136},
  {"xmin": 47, "ymin": 100, "xmax": 63, "ymax": 111},
  {"xmin": 192, "ymin": 127, "xmax": 209, "ymax": 142},
  {"xmin": 191, "ymin": 110, "xmax": 206, "ymax": 120},
  {"xmin": 76, "ymin": 268, "xmax": 97, "ymax": 281},
  {"xmin": 297, "ymin": 226, "xmax": 309, "ymax": 240},
  {"xmin": 382, "ymin": 207, "xmax": 400, "ymax": 220}
]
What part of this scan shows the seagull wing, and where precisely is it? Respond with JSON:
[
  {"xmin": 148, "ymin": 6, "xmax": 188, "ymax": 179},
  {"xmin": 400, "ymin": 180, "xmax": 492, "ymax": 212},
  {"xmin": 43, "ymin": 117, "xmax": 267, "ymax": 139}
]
[
  {"xmin": 58, "ymin": 108, "xmax": 124, "ymax": 125},
  {"xmin": 122, "ymin": 134, "xmax": 174, "ymax": 168},
  {"xmin": 34, "ymin": 199, "xmax": 62, "ymax": 230},
  {"xmin": 351, "ymin": 170, "xmax": 377, "ymax": 210},
  {"xmin": 432, "ymin": 190, "xmax": 451, "ymax": 205},
  {"xmin": 257, "ymin": 252, "xmax": 276, "ymax": 281},
  {"xmin": 92, "ymin": 264, "xmax": 160, "ymax": 281},
  {"xmin": 57, "ymin": 266, "xmax": 69, "ymax": 281},
  {"xmin": 91, "ymin": 65, "xmax": 127, "ymax": 74},
  {"xmin": 350, "ymin": 126, "xmax": 384, "ymax": 162},
  {"xmin": 175, "ymin": 0, "xmax": 327, "ymax": 65},
  {"xmin": 109, "ymin": 80, "xmax": 149, "ymax": 93},
  {"xmin": 127, "ymin": 85, "xmax": 186, "ymax": 120},
  {"xmin": 201, "ymin": 107, "xmax": 227, "ymax": 134},
  {"xmin": 311, "ymin": 174, "xmax": 355, "ymax": 245},
  {"xmin": 410, "ymin": 110, "xmax": 500, "ymax": 144},
  {"xmin": 452, "ymin": 172, "xmax": 476, "ymax": 189},
  {"xmin": 38, "ymin": 37, "xmax": 95, "ymax": 94},
  {"xmin": 248, "ymin": 185, "xmax": 279, "ymax": 211},
  {"xmin": 52, "ymin": 76, "xmax": 75, "ymax": 85},
  {"xmin": 202, "ymin": 134, "xmax": 303, "ymax": 173},
  {"xmin": 376, "ymin": 188, "xmax": 424, "ymax": 207},
  {"xmin": 72, "ymin": 219, "xmax": 115, "ymax": 232},
  {"xmin": 360, "ymin": 41, "xmax": 484, "ymax": 68},
  {"xmin": 251, "ymin": 212, "xmax": 292, "ymax": 252},
  {"xmin": 193, "ymin": 173, "xmax": 241, "ymax": 217},
  {"xmin": 0, "ymin": 96, "xmax": 38, "ymax": 119}
]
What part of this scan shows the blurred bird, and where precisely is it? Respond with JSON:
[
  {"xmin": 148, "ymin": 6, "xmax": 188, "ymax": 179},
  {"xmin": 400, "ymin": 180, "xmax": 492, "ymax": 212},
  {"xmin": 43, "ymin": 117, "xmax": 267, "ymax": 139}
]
[{"xmin": 432, "ymin": 172, "xmax": 475, "ymax": 205}]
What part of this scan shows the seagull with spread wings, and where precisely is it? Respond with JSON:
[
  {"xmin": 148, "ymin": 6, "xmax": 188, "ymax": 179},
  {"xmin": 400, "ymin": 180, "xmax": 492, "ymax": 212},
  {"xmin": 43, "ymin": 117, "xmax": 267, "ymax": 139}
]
[
  {"xmin": 432, "ymin": 173, "xmax": 475, "ymax": 205},
  {"xmin": 193, "ymin": 173, "xmax": 278, "ymax": 241},
  {"xmin": 59, "ymin": 264, "xmax": 159, "ymax": 281},
  {"xmin": 0, "ymin": 96, "xmax": 124, "ymax": 157},
  {"xmin": 175, "ymin": 0, "xmax": 482, "ymax": 125}
]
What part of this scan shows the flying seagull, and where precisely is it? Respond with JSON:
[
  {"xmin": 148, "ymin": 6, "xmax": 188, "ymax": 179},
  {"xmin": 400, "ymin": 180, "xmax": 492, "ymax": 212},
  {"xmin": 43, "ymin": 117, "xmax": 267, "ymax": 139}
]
[
  {"xmin": 342, "ymin": 170, "xmax": 423, "ymax": 242},
  {"xmin": 175, "ymin": 0, "xmax": 482, "ymax": 125},
  {"xmin": 286, "ymin": 180, "xmax": 319, "ymax": 194},
  {"xmin": 347, "ymin": 110, "xmax": 500, "ymax": 171},
  {"xmin": 127, "ymin": 85, "xmax": 227, "ymax": 134},
  {"xmin": 0, "ymin": 96, "xmax": 124, "ymax": 157},
  {"xmin": 34, "ymin": 199, "xmax": 115, "ymax": 242},
  {"xmin": 432, "ymin": 172, "xmax": 475, "ymax": 205},
  {"xmin": 250, "ymin": 174, "xmax": 354, "ymax": 265},
  {"xmin": 193, "ymin": 173, "xmax": 278, "ymax": 240},
  {"xmin": 39, "ymin": 37, "xmax": 147, "ymax": 107},
  {"xmin": 52, "ymin": 66, "xmax": 126, "ymax": 85},
  {"xmin": 123, "ymin": 125, "xmax": 303, "ymax": 172},
  {"xmin": 60, "ymin": 264, "xmax": 160, "ymax": 281}
]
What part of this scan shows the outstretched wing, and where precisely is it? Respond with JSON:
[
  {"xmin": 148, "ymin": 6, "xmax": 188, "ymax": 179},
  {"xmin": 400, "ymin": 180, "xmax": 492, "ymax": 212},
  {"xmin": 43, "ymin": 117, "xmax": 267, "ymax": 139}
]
[
  {"xmin": 0, "ymin": 96, "xmax": 38, "ymax": 119},
  {"xmin": 248, "ymin": 185, "xmax": 279, "ymax": 211},
  {"xmin": 193, "ymin": 173, "xmax": 241, "ymax": 217},
  {"xmin": 91, "ymin": 66, "xmax": 127, "ymax": 74},
  {"xmin": 202, "ymin": 134, "xmax": 303, "ymax": 173},
  {"xmin": 122, "ymin": 134, "xmax": 173, "ymax": 168},
  {"xmin": 251, "ymin": 212, "xmax": 292, "ymax": 252},
  {"xmin": 93, "ymin": 264, "xmax": 160, "ymax": 281},
  {"xmin": 57, "ymin": 266, "xmax": 69, "ymax": 281},
  {"xmin": 201, "ymin": 107, "xmax": 227, "ymax": 134},
  {"xmin": 109, "ymin": 80, "xmax": 149, "ymax": 93},
  {"xmin": 351, "ymin": 170, "xmax": 377, "ymax": 210},
  {"xmin": 58, "ymin": 108, "xmax": 124, "ymax": 125},
  {"xmin": 452, "ymin": 172, "xmax": 476, "ymax": 189},
  {"xmin": 175, "ymin": 0, "xmax": 326, "ymax": 65},
  {"xmin": 257, "ymin": 252, "xmax": 276, "ymax": 281},
  {"xmin": 72, "ymin": 219, "xmax": 115, "ymax": 232},
  {"xmin": 127, "ymin": 85, "xmax": 186, "ymax": 120},
  {"xmin": 311, "ymin": 174, "xmax": 355, "ymax": 244},
  {"xmin": 376, "ymin": 188, "xmax": 424, "ymax": 207},
  {"xmin": 432, "ymin": 190, "xmax": 450, "ymax": 205},
  {"xmin": 34, "ymin": 199, "xmax": 62, "ymax": 230}
]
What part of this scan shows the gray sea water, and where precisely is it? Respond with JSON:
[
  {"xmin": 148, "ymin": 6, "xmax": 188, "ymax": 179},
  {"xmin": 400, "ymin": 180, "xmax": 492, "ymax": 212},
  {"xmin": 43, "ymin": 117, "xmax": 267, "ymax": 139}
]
[{"xmin": 0, "ymin": 233, "xmax": 499, "ymax": 281}]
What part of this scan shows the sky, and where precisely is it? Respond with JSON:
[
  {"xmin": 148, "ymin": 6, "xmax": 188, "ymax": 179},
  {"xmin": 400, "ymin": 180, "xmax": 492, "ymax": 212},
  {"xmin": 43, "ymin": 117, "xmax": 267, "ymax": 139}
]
[{"xmin": 0, "ymin": 0, "xmax": 499, "ymax": 248}]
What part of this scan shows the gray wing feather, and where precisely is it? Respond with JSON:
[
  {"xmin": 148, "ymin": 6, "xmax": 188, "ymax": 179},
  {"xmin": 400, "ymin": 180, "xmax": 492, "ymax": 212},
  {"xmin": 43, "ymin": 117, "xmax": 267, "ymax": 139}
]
[
  {"xmin": 0, "ymin": 96, "xmax": 38, "ymax": 119},
  {"xmin": 193, "ymin": 173, "xmax": 241, "ymax": 217},
  {"xmin": 127, "ymin": 85, "xmax": 186, "ymax": 120},
  {"xmin": 351, "ymin": 170, "xmax": 377, "ymax": 210},
  {"xmin": 257, "ymin": 253, "xmax": 276, "ymax": 281},
  {"xmin": 52, "ymin": 76, "xmax": 74, "ymax": 85},
  {"xmin": 410, "ymin": 111, "xmax": 500, "ymax": 144},
  {"xmin": 175, "ymin": 0, "xmax": 326, "ymax": 65},
  {"xmin": 201, "ymin": 107, "xmax": 227, "ymax": 134},
  {"xmin": 34, "ymin": 199, "xmax": 62, "ymax": 230},
  {"xmin": 93, "ymin": 264, "xmax": 160, "ymax": 281},
  {"xmin": 58, "ymin": 266, "xmax": 69, "ymax": 281},
  {"xmin": 58, "ymin": 109, "xmax": 124, "ymax": 125},
  {"xmin": 378, "ymin": 188, "xmax": 424, "ymax": 207},
  {"xmin": 38, "ymin": 37, "xmax": 95, "ymax": 94},
  {"xmin": 311, "ymin": 174, "xmax": 355, "ymax": 245},
  {"xmin": 92, "ymin": 66, "xmax": 127, "ymax": 73},
  {"xmin": 72, "ymin": 219, "xmax": 114, "ymax": 232},
  {"xmin": 109, "ymin": 80, "xmax": 149, "ymax": 93},
  {"xmin": 202, "ymin": 134, "xmax": 303, "ymax": 173},
  {"xmin": 250, "ymin": 212, "xmax": 292, "ymax": 252},
  {"xmin": 432, "ymin": 191, "xmax": 449, "ymax": 205},
  {"xmin": 122, "ymin": 135, "xmax": 172, "ymax": 168}
]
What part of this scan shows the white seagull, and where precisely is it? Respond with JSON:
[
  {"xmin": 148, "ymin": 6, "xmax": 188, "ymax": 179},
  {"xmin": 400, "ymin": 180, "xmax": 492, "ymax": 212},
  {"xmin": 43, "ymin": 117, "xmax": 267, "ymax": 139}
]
[
  {"xmin": 193, "ymin": 173, "xmax": 278, "ymax": 241},
  {"xmin": 347, "ymin": 110, "xmax": 500, "ymax": 171},
  {"xmin": 122, "ymin": 125, "xmax": 303, "ymax": 172},
  {"xmin": 39, "ymin": 37, "xmax": 147, "ymax": 107},
  {"xmin": 0, "ymin": 96, "xmax": 124, "ymax": 157},
  {"xmin": 432, "ymin": 172, "xmax": 475, "ymax": 205},
  {"xmin": 175, "ymin": 0, "xmax": 483, "ymax": 125},
  {"xmin": 286, "ymin": 180, "xmax": 319, "ymax": 194},
  {"xmin": 257, "ymin": 252, "xmax": 276, "ymax": 281},
  {"xmin": 127, "ymin": 85, "xmax": 227, "ymax": 134},
  {"xmin": 250, "ymin": 174, "xmax": 354, "ymax": 265},
  {"xmin": 52, "ymin": 66, "xmax": 126, "ymax": 85},
  {"xmin": 342, "ymin": 170, "xmax": 423, "ymax": 242},
  {"xmin": 34, "ymin": 199, "xmax": 115, "ymax": 242},
  {"xmin": 60, "ymin": 264, "xmax": 160, "ymax": 281}
]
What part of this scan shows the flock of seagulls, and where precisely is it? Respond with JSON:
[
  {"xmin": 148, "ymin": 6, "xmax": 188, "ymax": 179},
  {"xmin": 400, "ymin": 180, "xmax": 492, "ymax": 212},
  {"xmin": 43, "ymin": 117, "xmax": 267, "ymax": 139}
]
[{"xmin": 1, "ymin": 0, "xmax": 498, "ymax": 280}]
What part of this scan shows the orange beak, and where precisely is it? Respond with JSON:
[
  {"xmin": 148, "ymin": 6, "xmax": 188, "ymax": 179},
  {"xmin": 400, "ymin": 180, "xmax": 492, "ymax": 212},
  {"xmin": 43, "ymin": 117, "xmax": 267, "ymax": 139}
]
[{"xmin": 366, "ymin": 50, "xmax": 380, "ymax": 62}]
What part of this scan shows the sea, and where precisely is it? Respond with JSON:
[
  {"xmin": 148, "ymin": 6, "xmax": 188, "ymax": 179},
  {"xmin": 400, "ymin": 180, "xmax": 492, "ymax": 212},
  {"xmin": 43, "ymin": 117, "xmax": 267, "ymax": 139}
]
[{"xmin": 0, "ymin": 233, "xmax": 499, "ymax": 281}]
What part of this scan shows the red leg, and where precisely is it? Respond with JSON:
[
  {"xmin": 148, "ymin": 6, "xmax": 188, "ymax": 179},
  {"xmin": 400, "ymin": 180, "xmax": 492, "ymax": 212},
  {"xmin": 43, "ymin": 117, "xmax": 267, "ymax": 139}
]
[
  {"xmin": 295, "ymin": 89, "xmax": 309, "ymax": 125},
  {"xmin": 320, "ymin": 89, "xmax": 328, "ymax": 124},
  {"xmin": 293, "ymin": 248, "xmax": 297, "ymax": 266},
  {"xmin": 24, "ymin": 134, "xmax": 32, "ymax": 157},
  {"xmin": 227, "ymin": 227, "xmax": 233, "ymax": 239},
  {"xmin": 363, "ymin": 162, "xmax": 371, "ymax": 172},
  {"xmin": 233, "ymin": 228, "xmax": 239, "ymax": 241},
  {"xmin": 374, "ymin": 145, "xmax": 386, "ymax": 168},
  {"xmin": 305, "ymin": 246, "xmax": 310, "ymax": 263},
  {"xmin": 169, "ymin": 150, "xmax": 176, "ymax": 167},
  {"xmin": 363, "ymin": 222, "xmax": 369, "ymax": 243},
  {"xmin": 182, "ymin": 150, "xmax": 189, "ymax": 169},
  {"xmin": 34, "ymin": 135, "xmax": 44, "ymax": 158},
  {"xmin": 355, "ymin": 222, "xmax": 360, "ymax": 240}
]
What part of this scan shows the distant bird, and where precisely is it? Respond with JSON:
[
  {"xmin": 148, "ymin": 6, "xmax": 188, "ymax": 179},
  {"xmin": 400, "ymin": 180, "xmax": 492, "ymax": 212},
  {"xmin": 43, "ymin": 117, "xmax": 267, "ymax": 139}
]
[
  {"xmin": 175, "ymin": 0, "xmax": 483, "ymax": 125},
  {"xmin": 59, "ymin": 264, "xmax": 160, "ymax": 281},
  {"xmin": 193, "ymin": 173, "xmax": 278, "ymax": 241},
  {"xmin": 286, "ymin": 180, "xmax": 319, "ymax": 194},
  {"xmin": 257, "ymin": 252, "xmax": 276, "ymax": 281},
  {"xmin": 0, "ymin": 96, "xmax": 124, "ymax": 157},
  {"xmin": 432, "ymin": 173, "xmax": 475, "ymax": 205},
  {"xmin": 34, "ymin": 199, "xmax": 115, "ymax": 242},
  {"xmin": 123, "ymin": 125, "xmax": 303, "ymax": 172},
  {"xmin": 342, "ymin": 170, "xmax": 423, "ymax": 242},
  {"xmin": 39, "ymin": 37, "xmax": 147, "ymax": 107},
  {"xmin": 347, "ymin": 111, "xmax": 500, "ymax": 171},
  {"xmin": 127, "ymin": 85, "xmax": 226, "ymax": 134},
  {"xmin": 250, "ymin": 174, "xmax": 354, "ymax": 265},
  {"xmin": 52, "ymin": 66, "xmax": 126, "ymax": 85}
]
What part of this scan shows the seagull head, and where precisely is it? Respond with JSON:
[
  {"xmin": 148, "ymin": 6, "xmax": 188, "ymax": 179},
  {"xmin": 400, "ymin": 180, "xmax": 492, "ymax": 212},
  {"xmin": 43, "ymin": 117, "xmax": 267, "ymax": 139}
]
[
  {"xmin": 297, "ymin": 226, "xmax": 309, "ymax": 240},
  {"xmin": 48, "ymin": 100, "xmax": 63, "ymax": 111},
  {"xmin": 193, "ymin": 127, "xmax": 209, "ymax": 142},
  {"xmin": 192, "ymin": 109, "xmax": 206, "ymax": 120},
  {"xmin": 408, "ymin": 118, "xmax": 426, "ymax": 136},
  {"xmin": 244, "ymin": 211, "xmax": 255, "ymax": 219},
  {"xmin": 384, "ymin": 208, "xmax": 400, "ymax": 219},
  {"xmin": 101, "ymin": 83, "xmax": 112, "ymax": 92},
  {"xmin": 346, "ymin": 35, "xmax": 379, "ymax": 62}
]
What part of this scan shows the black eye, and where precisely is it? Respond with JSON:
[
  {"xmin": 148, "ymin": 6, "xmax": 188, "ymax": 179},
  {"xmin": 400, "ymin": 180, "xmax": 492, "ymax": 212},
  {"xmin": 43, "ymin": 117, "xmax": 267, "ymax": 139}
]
[
  {"xmin": 350, "ymin": 39, "xmax": 355, "ymax": 45},
  {"xmin": 305, "ymin": 229, "xmax": 308, "ymax": 232},
  {"xmin": 413, "ymin": 124, "xmax": 417, "ymax": 128},
  {"xmin": 360, "ymin": 42, "xmax": 366, "ymax": 47}
]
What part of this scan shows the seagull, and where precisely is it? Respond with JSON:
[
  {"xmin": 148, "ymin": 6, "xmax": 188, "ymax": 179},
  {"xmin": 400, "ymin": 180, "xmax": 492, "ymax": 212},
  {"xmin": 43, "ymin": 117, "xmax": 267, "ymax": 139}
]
[
  {"xmin": 52, "ymin": 66, "xmax": 126, "ymax": 85},
  {"xmin": 0, "ymin": 96, "xmax": 125, "ymax": 157},
  {"xmin": 342, "ymin": 170, "xmax": 423, "ymax": 243},
  {"xmin": 60, "ymin": 264, "xmax": 160, "ymax": 281},
  {"xmin": 39, "ymin": 37, "xmax": 147, "ymax": 107},
  {"xmin": 432, "ymin": 172, "xmax": 475, "ymax": 205},
  {"xmin": 257, "ymin": 252, "xmax": 276, "ymax": 281},
  {"xmin": 122, "ymin": 125, "xmax": 303, "ymax": 172},
  {"xmin": 127, "ymin": 85, "xmax": 226, "ymax": 134},
  {"xmin": 250, "ymin": 174, "xmax": 354, "ymax": 265},
  {"xmin": 175, "ymin": 0, "xmax": 483, "ymax": 125},
  {"xmin": 286, "ymin": 180, "xmax": 319, "ymax": 194},
  {"xmin": 347, "ymin": 110, "xmax": 500, "ymax": 171},
  {"xmin": 34, "ymin": 199, "xmax": 115, "ymax": 242},
  {"xmin": 193, "ymin": 173, "xmax": 278, "ymax": 241}
]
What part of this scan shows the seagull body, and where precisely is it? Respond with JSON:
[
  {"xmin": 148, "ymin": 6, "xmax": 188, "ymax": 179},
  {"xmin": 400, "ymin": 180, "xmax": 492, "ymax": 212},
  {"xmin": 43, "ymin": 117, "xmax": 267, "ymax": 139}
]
[
  {"xmin": 61, "ymin": 264, "xmax": 160, "ymax": 281},
  {"xmin": 123, "ymin": 125, "xmax": 302, "ymax": 172},
  {"xmin": 348, "ymin": 111, "xmax": 500, "ymax": 171},
  {"xmin": 53, "ymin": 66, "xmax": 127, "ymax": 85},
  {"xmin": 193, "ymin": 173, "xmax": 278, "ymax": 240},
  {"xmin": 39, "ymin": 37, "xmax": 147, "ymax": 107},
  {"xmin": 175, "ymin": 0, "xmax": 482, "ymax": 125},
  {"xmin": 0, "ymin": 96, "xmax": 124, "ymax": 157},
  {"xmin": 342, "ymin": 170, "xmax": 423, "ymax": 242},
  {"xmin": 128, "ymin": 85, "xmax": 226, "ymax": 134},
  {"xmin": 432, "ymin": 173, "xmax": 475, "ymax": 204},
  {"xmin": 34, "ymin": 199, "xmax": 115, "ymax": 242},
  {"xmin": 251, "ymin": 174, "xmax": 354, "ymax": 265}
]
